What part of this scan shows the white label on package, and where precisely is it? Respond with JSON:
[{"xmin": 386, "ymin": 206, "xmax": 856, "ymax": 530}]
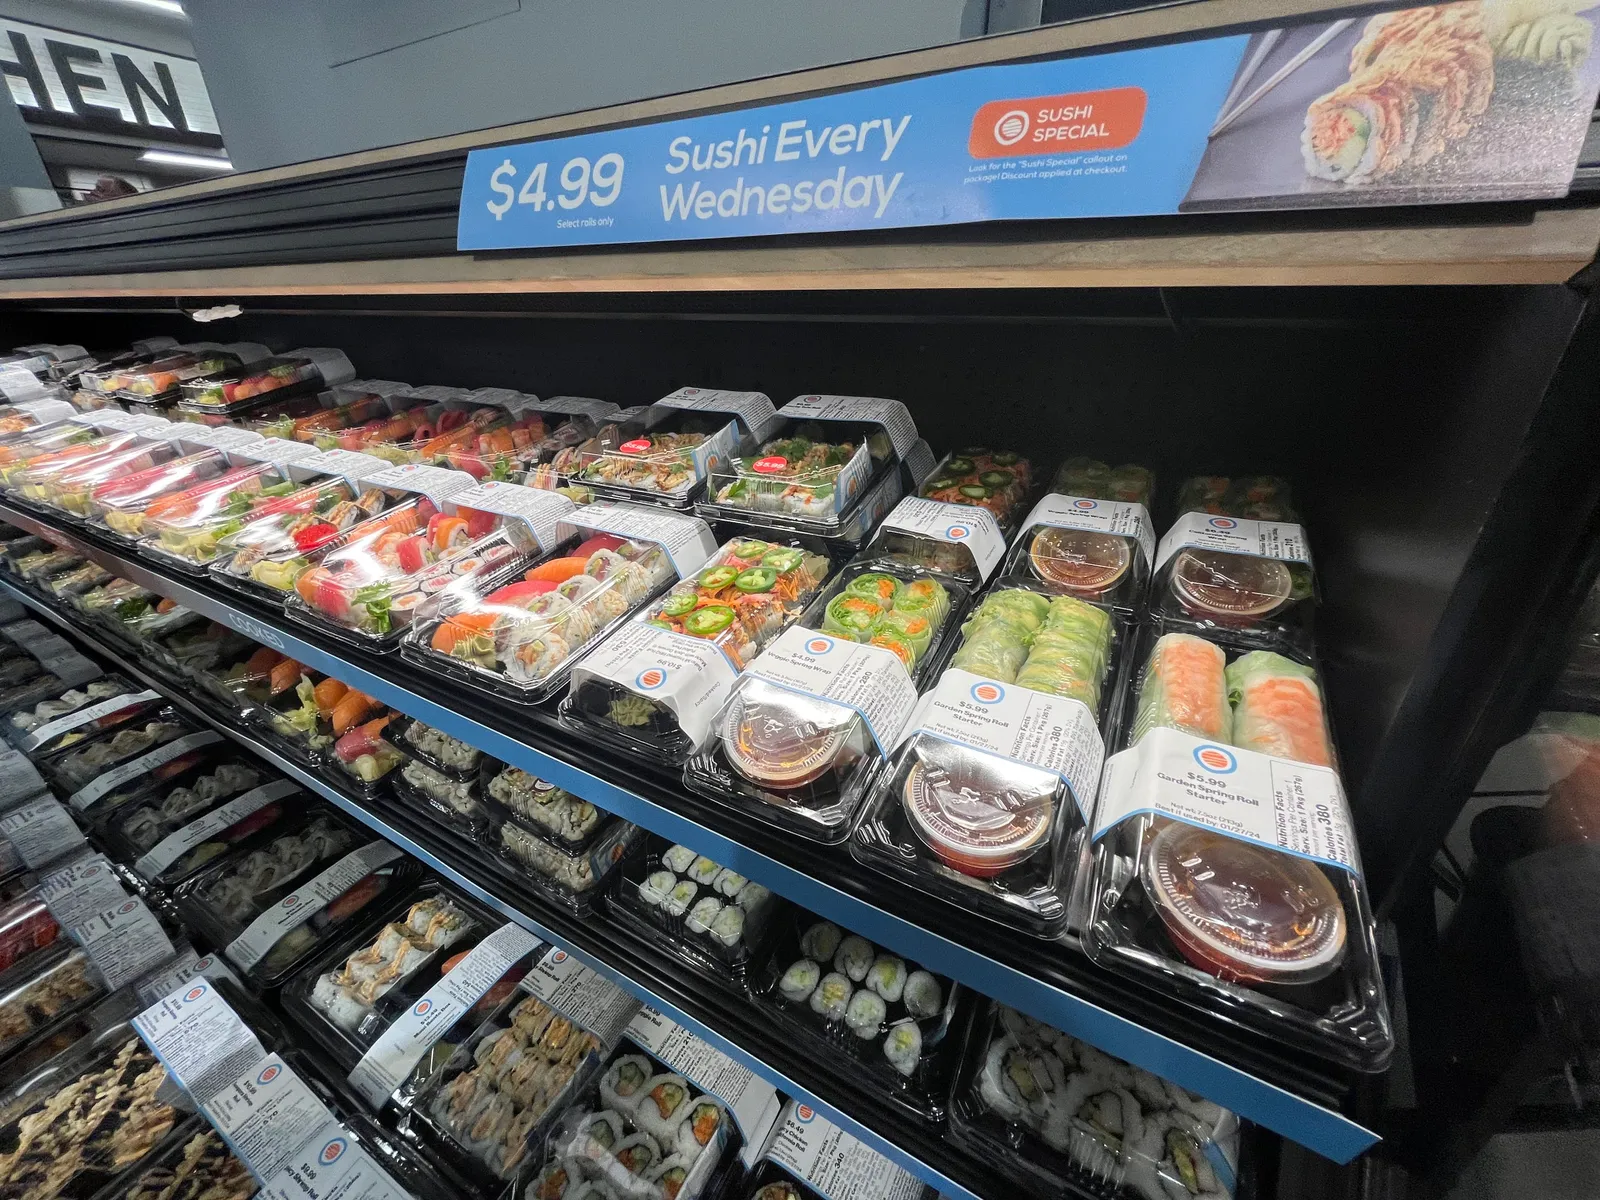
[
  {"xmin": 136, "ymin": 944, "xmax": 241, "ymax": 1005},
  {"xmin": 523, "ymin": 946, "xmax": 640, "ymax": 1044},
  {"xmin": 23, "ymin": 688, "xmax": 158, "ymax": 752},
  {"xmin": 38, "ymin": 854, "xmax": 127, "ymax": 928},
  {"xmin": 0, "ymin": 838, "xmax": 17, "ymax": 878},
  {"xmin": 73, "ymin": 410, "xmax": 167, "ymax": 432},
  {"xmin": 13, "ymin": 398, "xmax": 75, "ymax": 427},
  {"xmin": 168, "ymin": 424, "xmax": 263, "ymax": 452},
  {"xmin": 1154, "ymin": 511, "xmax": 1311, "ymax": 572},
  {"xmin": 0, "ymin": 367, "xmax": 45, "ymax": 402},
  {"xmin": 209, "ymin": 1056, "xmax": 341, "ymax": 1181},
  {"xmin": 464, "ymin": 386, "xmax": 523, "ymax": 409},
  {"xmin": 348, "ymin": 921, "xmax": 543, "ymax": 1107},
  {"xmin": 363, "ymin": 461, "xmax": 475, "ymax": 507},
  {"xmin": 777, "ymin": 394, "xmax": 918, "ymax": 461},
  {"xmin": 573, "ymin": 621, "xmax": 738, "ymax": 748},
  {"xmin": 656, "ymin": 386, "xmax": 779, "ymax": 440},
  {"xmin": 0, "ymin": 795, "xmax": 85, "ymax": 867},
  {"xmin": 563, "ymin": 500, "xmax": 717, "ymax": 578},
  {"xmin": 0, "ymin": 747, "xmax": 47, "ymax": 809},
  {"xmin": 902, "ymin": 668, "xmax": 1104, "ymax": 820},
  {"xmin": 226, "ymin": 841, "xmax": 404, "ymax": 971},
  {"xmin": 745, "ymin": 627, "xmax": 917, "ymax": 754},
  {"xmin": 290, "ymin": 348, "xmax": 356, "ymax": 387},
  {"xmin": 1094, "ymin": 726, "xmax": 1359, "ymax": 874},
  {"xmin": 135, "ymin": 976, "xmax": 265, "ymax": 1102},
  {"xmin": 1023, "ymin": 494, "xmax": 1156, "ymax": 570},
  {"xmin": 626, "ymin": 1006, "xmax": 781, "ymax": 1153},
  {"xmin": 766, "ymin": 1101, "xmax": 926, "ymax": 1200},
  {"xmin": 303, "ymin": 449, "xmax": 389, "ymax": 488},
  {"xmin": 449, "ymin": 480, "xmax": 573, "ymax": 551},
  {"xmin": 261, "ymin": 1124, "xmax": 409, "ymax": 1200},
  {"xmin": 532, "ymin": 394, "xmax": 621, "ymax": 417},
  {"xmin": 73, "ymin": 896, "xmax": 175, "ymax": 989},
  {"xmin": 136, "ymin": 780, "xmax": 303, "ymax": 879},
  {"xmin": 231, "ymin": 437, "xmax": 322, "ymax": 467},
  {"xmin": 2, "ymin": 620, "xmax": 102, "ymax": 687},
  {"xmin": 70, "ymin": 731, "xmax": 224, "ymax": 811},
  {"xmin": 878, "ymin": 497, "xmax": 1005, "ymax": 582}
]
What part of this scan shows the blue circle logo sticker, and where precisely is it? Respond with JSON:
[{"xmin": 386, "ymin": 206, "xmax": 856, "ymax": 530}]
[
  {"xmin": 320, "ymin": 1138, "xmax": 347, "ymax": 1166},
  {"xmin": 282, "ymin": 894, "xmax": 299, "ymax": 909},
  {"xmin": 257, "ymin": 1063, "xmax": 281, "ymax": 1085},
  {"xmin": 551, "ymin": 950, "xmax": 567, "ymax": 964},
  {"xmin": 806, "ymin": 636, "xmax": 833, "ymax": 656},
  {"xmin": 184, "ymin": 985, "xmax": 207, "ymax": 1003},
  {"xmin": 1073, "ymin": 499, "xmax": 1098, "ymax": 510},
  {"xmin": 1207, "ymin": 517, "xmax": 1238, "ymax": 530},
  {"xmin": 970, "ymin": 681, "xmax": 1004, "ymax": 704},
  {"xmin": 945, "ymin": 524, "xmax": 970, "ymax": 540},
  {"xmin": 635, "ymin": 667, "xmax": 667, "ymax": 691},
  {"xmin": 796, "ymin": 1104, "xmax": 816, "ymax": 1123},
  {"xmin": 414, "ymin": 999, "xmax": 432, "ymax": 1016},
  {"xmin": 118, "ymin": 900, "xmax": 138, "ymax": 915},
  {"xmin": 1194, "ymin": 744, "xmax": 1238, "ymax": 773}
]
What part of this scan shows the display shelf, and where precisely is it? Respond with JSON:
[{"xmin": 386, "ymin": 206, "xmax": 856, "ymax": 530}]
[{"xmin": 0, "ymin": 497, "xmax": 1379, "ymax": 1163}]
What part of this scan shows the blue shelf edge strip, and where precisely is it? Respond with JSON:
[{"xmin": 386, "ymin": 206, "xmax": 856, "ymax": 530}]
[{"xmin": 0, "ymin": 503, "xmax": 1380, "ymax": 1164}]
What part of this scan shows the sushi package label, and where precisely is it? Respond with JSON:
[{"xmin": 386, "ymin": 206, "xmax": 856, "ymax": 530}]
[
  {"xmin": 1095, "ymin": 726, "xmax": 1359, "ymax": 875},
  {"xmin": 745, "ymin": 627, "xmax": 919, "ymax": 754},
  {"xmin": 0, "ymin": 746, "xmax": 46, "ymax": 810},
  {"xmin": 561, "ymin": 500, "xmax": 719, "ymax": 578},
  {"xmin": 302, "ymin": 449, "xmax": 392, "ymax": 489},
  {"xmin": 135, "ymin": 942, "xmax": 241, "ymax": 1006},
  {"xmin": 1023, "ymin": 493, "xmax": 1155, "ymax": 569},
  {"xmin": 777, "ymin": 394, "xmax": 920, "ymax": 461},
  {"xmin": 135, "ymin": 779, "xmax": 304, "ymax": 879},
  {"xmin": 575, "ymin": 621, "xmax": 740, "ymax": 747},
  {"xmin": 207, "ymin": 1054, "xmax": 343, "ymax": 1181},
  {"xmin": 364, "ymin": 461, "xmax": 478, "ymax": 508},
  {"xmin": 38, "ymin": 853, "xmax": 128, "ymax": 928},
  {"xmin": 878, "ymin": 497, "xmax": 1005, "ymax": 581},
  {"xmin": 227, "ymin": 840, "xmax": 406, "ymax": 971},
  {"xmin": 0, "ymin": 367, "xmax": 49, "ymax": 402},
  {"xmin": 70, "ymin": 409, "xmax": 168, "ymax": 432},
  {"xmin": 72, "ymin": 895, "xmax": 175, "ymax": 989},
  {"xmin": 2, "ymin": 619, "xmax": 102, "ymax": 687},
  {"xmin": 70, "ymin": 730, "xmax": 224, "ymax": 811},
  {"xmin": 163, "ymin": 424, "xmax": 264, "ymax": 452},
  {"xmin": 1154, "ymin": 511, "xmax": 1311, "ymax": 571},
  {"xmin": 765, "ymin": 1100, "xmax": 927, "ymax": 1200},
  {"xmin": 348, "ymin": 921, "xmax": 544, "ymax": 1107},
  {"xmin": 0, "ymin": 794, "xmax": 86, "ymax": 867},
  {"xmin": 262, "ymin": 1121, "xmax": 409, "ymax": 1200},
  {"xmin": 657, "ymin": 387, "xmax": 781, "ymax": 441},
  {"xmin": 902, "ymin": 667, "xmax": 1105, "ymax": 820},
  {"xmin": 9, "ymin": 398, "xmax": 75, "ymax": 427},
  {"xmin": 524, "ymin": 945, "xmax": 642, "ymax": 1046},
  {"xmin": 229, "ymin": 437, "xmax": 324, "ymax": 469},
  {"xmin": 626, "ymin": 1005, "xmax": 783, "ymax": 1162},
  {"xmin": 135, "ymin": 973, "xmax": 266, "ymax": 1105},
  {"xmin": 448, "ymin": 479, "xmax": 574, "ymax": 552},
  {"xmin": 524, "ymin": 394, "xmax": 623, "ymax": 418},
  {"xmin": 20, "ymin": 687, "xmax": 158, "ymax": 752}
]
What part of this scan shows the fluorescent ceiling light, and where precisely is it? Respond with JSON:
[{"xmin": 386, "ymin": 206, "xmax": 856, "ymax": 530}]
[{"xmin": 139, "ymin": 149, "xmax": 233, "ymax": 171}]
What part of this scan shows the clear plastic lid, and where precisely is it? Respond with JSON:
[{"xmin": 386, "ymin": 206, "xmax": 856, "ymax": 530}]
[
  {"xmin": 0, "ymin": 890, "xmax": 62, "ymax": 975},
  {"xmin": 1174, "ymin": 474, "xmax": 1298, "ymax": 521},
  {"xmin": 484, "ymin": 766, "xmax": 610, "ymax": 853},
  {"xmin": 393, "ymin": 757, "xmax": 491, "ymax": 837},
  {"xmin": 573, "ymin": 406, "xmax": 740, "ymax": 505},
  {"xmin": 0, "ymin": 945, "xmax": 104, "ymax": 1064},
  {"xmin": 5, "ymin": 676, "xmax": 138, "ymax": 744},
  {"xmin": 204, "ymin": 645, "xmax": 309, "ymax": 712},
  {"xmin": 919, "ymin": 447, "xmax": 1034, "ymax": 533},
  {"xmin": 24, "ymin": 687, "xmax": 165, "ymax": 758},
  {"xmin": 13, "ymin": 435, "xmax": 174, "ymax": 512},
  {"xmin": 309, "ymin": 402, "xmax": 448, "ymax": 461},
  {"xmin": 0, "ymin": 402, "xmax": 73, "ymax": 444},
  {"xmin": 67, "ymin": 341, "xmax": 181, "ymax": 395},
  {"xmin": 1050, "ymin": 456, "xmax": 1156, "ymax": 506},
  {"xmin": 703, "ymin": 420, "xmax": 888, "ymax": 532},
  {"xmin": 85, "ymin": 449, "xmax": 243, "ymax": 538},
  {"xmin": 0, "ymin": 422, "xmax": 99, "ymax": 477},
  {"xmin": 44, "ymin": 710, "xmax": 190, "ymax": 791},
  {"xmin": 11, "ymin": 547, "xmax": 81, "ymax": 582},
  {"xmin": 102, "ymin": 1122, "xmax": 255, "ymax": 1200},
  {"xmin": 177, "ymin": 349, "xmax": 353, "ymax": 411},
  {"xmin": 250, "ymin": 389, "xmax": 395, "ymax": 442},
  {"xmin": 103, "ymin": 758, "xmax": 267, "ymax": 860},
  {"xmin": 113, "ymin": 348, "xmax": 259, "ymax": 400},
  {"xmin": 43, "ymin": 561, "xmax": 112, "ymax": 599},
  {"xmin": 491, "ymin": 814, "xmax": 640, "ymax": 911},
  {"xmin": 394, "ymin": 716, "xmax": 485, "ymax": 779},
  {"xmin": 330, "ymin": 714, "xmax": 410, "ymax": 791},
  {"xmin": 136, "ymin": 777, "xmax": 304, "ymax": 888},
  {"xmin": 211, "ymin": 478, "xmax": 393, "ymax": 596},
  {"xmin": 418, "ymin": 409, "xmax": 577, "ymax": 482},
  {"xmin": 140, "ymin": 463, "xmax": 312, "ymax": 566}
]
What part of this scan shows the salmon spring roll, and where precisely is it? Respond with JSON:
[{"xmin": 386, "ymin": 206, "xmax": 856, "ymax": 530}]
[
  {"xmin": 1132, "ymin": 633, "xmax": 1229, "ymax": 744},
  {"xmin": 1226, "ymin": 650, "xmax": 1332, "ymax": 767},
  {"xmin": 1014, "ymin": 595, "xmax": 1113, "ymax": 713}
]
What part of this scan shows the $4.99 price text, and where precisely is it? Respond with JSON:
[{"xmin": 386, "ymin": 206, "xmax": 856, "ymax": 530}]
[{"xmin": 486, "ymin": 154, "xmax": 624, "ymax": 219}]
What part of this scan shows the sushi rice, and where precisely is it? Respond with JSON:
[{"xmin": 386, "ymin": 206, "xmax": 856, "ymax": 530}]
[
  {"xmin": 600, "ymin": 1054, "xmax": 654, "ymax": 1115},
  {"xmin": 635, "ymin": 1074, "xmax": 692, "ymax": 1143},
  {"xmin": 779, "ymin": 959, "xmax": 820, "ymax": 1003},
  {"xmin": 809, "ymin": 972, "xmax": 853, "ymax": 1021}
]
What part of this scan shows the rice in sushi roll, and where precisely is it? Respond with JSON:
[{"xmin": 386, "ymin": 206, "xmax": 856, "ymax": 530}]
[
  {"xmin": 675, "ymin": 1096, "xmax": 727, "ymax": 1160},
  {"xmin": 566, "ymin": 1184, "xmax": 617, "ymax": 1200},
  {"xmin": 310, "ymin": 972, "xmax": 369, "ymax": 1032},
  {"xmin": 467, "ymin": 1090, "xmax": 516, "ymax": 1149},
  {"xmin": 640, "ymin": 870, "xmax": 676, "ymax": 907},
  {"xmin": 752, "ymin": 1186, "xmax": 803, "ymax": 1200},
  {"xmin": 686, "ymin": 896, "xmax": 723, "ymax": 935},
  {"xmin": 635, "ymin": 1075, "xmax": 692, "ymax": 1143},
  {"xmin": 600, "ymin": 1054, "xmax": 654, "ymax": 1115},
  {"xmin": 883, "ymin": 1021, "xmax": 922, "ymax": 1077},
  {"xmin": 610, "ymin": 1132, "xmax": 661, "ymax": 1177},
  {"xmin": 799, "ymin": 921, "xmax": 841, "ymax": 961},
  {"xmin": 735, "ymin": 881, "xmax": 771, "ymax": 912},
  {"xmin": 687, "ymin": 856, "xmax": 721, "ymax": 886},
  {"xmin": 809, "ymin": 972, "xmax": 852, "ymax": 1021},
  {"xmin": 570, "ymin": 1110, "xmax": 625, "ymax": 1165},
  {"xmin": 834, "ymin": 935, "xmax": 873, "ymax": 983},
  {"xmin": 531, "ymin": 1159, "xmax": 579, "ymax": 1199},
  {"xmin": 779, "ymin": 959, "xmax": 820, "ymax": 1003},
  {"xmin": 663, "ymin": 879, "xmax": 698, "ymax": 917},
  {"xmin": 845, "ymin": 990, "xmax": 886, "ymax": 1040},
  {"xmin": 646, "ymin": 1154, "xmax": 692, "ymax": 1200},
  {"xmin": 867, "ymin": 955, "xmax": 907, "ymax": 1003},
  {"xmin": 661, "ymin": 844, "xmax": 697, "ymax": 874},
  {"xmin": 710, "ymin": 905, "xmax": 745, "ymax": 948},
  {"xmin": 902, "ymin": 970, "xmax": 943, "ymax": 1020},
  {"xmin": 713, "ymin": 867, "xmax": 747, "ymax": 898}
]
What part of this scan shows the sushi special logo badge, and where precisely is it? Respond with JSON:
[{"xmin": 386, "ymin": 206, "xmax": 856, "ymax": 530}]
[
  {"xmin": 945, "ymin": 523, "xmax": 971, "ymax": 540},
  {"xmin": 1073, "ymin": 499, "xmax": 1099, "ymax": 510},
  {"xmin": 805, "ymin": 636, "xmax": 834, "ymax": 656},
  {"xmin": 1207, "ymin": 517, "xmax": 1238, "ymax": 530},
  {"xmin": 414, "ymin": 999, "xmax": 433, "ymax": 1016},
  {"xmin": 257, "ymin": 1063, "xmax": 281, "ymax": 1086},
  {"xmin": 969, "ymin": 681, "xmax": 1005, "ymax": 704},
  {"xmin": 319, "ymin": 1137, "xmax": 347, "ymax": 1166},
  {"xmin": 1193, "ymin": 744, "xmax": 1238, "ymax": 774},
  {"xmin": 795, "ymin": 1104, "xmax": 816, "ymax": 1123},
  {"xmin": 183, "ymin": 984, "xmax": 207, "ymax": 1003}
]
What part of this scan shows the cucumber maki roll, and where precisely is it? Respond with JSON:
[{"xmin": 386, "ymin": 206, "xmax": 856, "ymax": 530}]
[
  {"xmin": 687, "ymin": 855, "xmax": 721, "ymax": 885},
  {"xmin": 780, "ymin": 958, "xmax": 820, "ymax": 1002},
  {"xmin": 883, "ymin": 1021, "xmax": 923, "ymax": 1077},
  {"xmin": 600, "ymin": 1054, "xmax": 654, "ymax": 1114},
  {"xmin": 686, "ymin": 896, "xmax": 723, "ymax": 934},
  {"xmin": 810, "ymin": 972, "xmax": 853, "ymax": 1020},
  {"xmin": 867, "ymin": 955, "xmax": 907, "ymax": 1003},
  {"xmin": 661, "ymin": 843, "xmax": 697, "ymax": 874},
  {"xmin": 799, "ymin": 921, "xmax": 842, "ymax": 962},
  {"xmin": 710, "ymin": 904, "xmax": 745, "ymax": 948},
  {"xmin": 640, "ymin": 870, "xmax": 676, "ymax": 907},
  {"xmin": 834, "ymin": 935, "xmax": 874, "ymax": 982},
  {"xmin": 846, "ymin": 989, "xmax": 887, "ymax": 1040},
  {"xmin": 675, "ymin": 1097, "xmax": 727, "ymax": 1160},
  {"xmin": 844, "ymin": 572, "xmax": 901, "ymax": 606},
  {"xmin": 736, "ymin": 881, "xmax": 771, "ymax": 912},
  {"xmin": 636, "ymin": 1075, "xmax": 692, "ymax": 1143},
  {"xmin": 822, "ymin": 593, "xmax": 884, "ymax": 642},
  {"xmin": 896, "ymin": 576, "xmax": 949, "ymax": 625},
  {"xmin": 902, "ymin": 970, "xmax": 944, "ymax": 1020},
  {"xmin": 713, "ymin": 867, "xmax": 747, "ymax": 898},
  {"xmin": 663, "ymin": 880, "xmax": 698, "ymax": 917},
  {"xmin": 882, "ymin": 609, "xmax": 934, "ymax": 663}
]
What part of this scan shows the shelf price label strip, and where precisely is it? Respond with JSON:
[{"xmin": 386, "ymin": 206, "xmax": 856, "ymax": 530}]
[{"xmin": 0, "ymin": 502, "xmax": 1378, "ymax": 1170}]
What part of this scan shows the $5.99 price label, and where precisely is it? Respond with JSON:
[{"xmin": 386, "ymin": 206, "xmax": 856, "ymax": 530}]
[{"xmin": 485, "ymin": 153, "xmax": 625, "ymax": 220}]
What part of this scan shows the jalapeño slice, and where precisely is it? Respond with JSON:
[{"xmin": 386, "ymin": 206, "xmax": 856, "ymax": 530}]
[
  {"xmin": 959, "ymin": 484, "xmax": 992, "ymax": 500},
  {"xmin": 684, "ymin": 605, "xmax": 735, "ymax": 637},
  {"xmin": 759, "ymin": 547, "xmax": 804, "ymax": 573},
  {"xmin": 979, "ymin": 469, "xmax": 1014, "ymax": 488},
  {"xmin": 697, "ymin": 565, "xmax": 738, "ymax": 590},
  {"xmin": 730, "ymin": 539, "xmax": 770, "ymax": 559},
  {"xmin": 734, "ymin": 566, "xmax": 778, "ymax": 593},
  {"xmin": 660, "ymin": 589, "xmax": 698, "ymax": 617}
]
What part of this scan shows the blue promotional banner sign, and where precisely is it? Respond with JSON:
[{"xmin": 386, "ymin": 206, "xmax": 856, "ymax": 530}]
[{"xmin": 459, "ymin": 3, "xmax": 1600, "ymax": 251}]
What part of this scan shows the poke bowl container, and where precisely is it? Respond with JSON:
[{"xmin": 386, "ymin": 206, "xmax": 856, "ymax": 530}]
[
  {"xmin": 410, "ymin": 985, "xmax": 612, "ymax": 1188},
  {"xmin": 607, "ymin": 835, "xmax": 783, "ymax": 987},
  {"xmin": 948, "ymin": 999, "xmax": 1242, "ymax": 1200},
  {"xmin": 850, "ymin": 588, "xmax": 1129, "ymax": 939},
  {"xmin": 527, "ymin": 1038, "xmax": 746, "ymax": 1200},
  {"xmin": 175, "ymin": 347, "xmax": 354, "ymax": 413},
  {"xmin": 208, "ymin": 476, "xmax": 394, "ymax": 600},
  {"xmin": 110, "ymin": 344, "xmax": 269, "ymax": 404},
  {"xmin": 749, "ymin": 912, "xmax": 965, "ymax": 1122},
  {"xmin": 392, "ymin": 715, "xmax": 488, "ymax": 780},
  {"xmin": 684, "ymin": 560, "xmax": 971, "ymax": 844},
  {"xmin": 92, "ymin": 753, "xmax": 270, "ymax": 865},
  {"xmin": 919, "ymin": 447, "xmax": 1035, "ymax": 535},
  {"xmin": 1083, "ymin": 624, "xmax": 1393, "ymax": 1071},
  {"xmin": 128, "ymin": 782, "xmax": 313, "ymax": 894},
  {"xmin": 391, "ymin": 756, "xmax": 493, "ymax": 840},
  {"xmin": 402, "ymin": 525, "xmax": 676, "ymax": 705},
  {"xmin": 40, "ymin": 708, "xmax": 192, "ymax": 795},
  {"xmin": 0, "ymin": 944, "xmax": 107, "ymax": 1071},
  {"xmin": 485, "ymin": 810, "xmax": 641, "ymax": 916},
  {"xmin": 559, "ymin": 536, "xmax": 833, "ymax": 764},
  {"xmin": 4, "ymin": 675, "xmax": 145, "ymax": 749},
  {"xmin": 572, "ymin": 402, "xmax": 751, "ymax": 509}
]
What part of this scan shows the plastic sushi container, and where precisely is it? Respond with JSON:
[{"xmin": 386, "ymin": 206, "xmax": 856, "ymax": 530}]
[
  {"xmin": 0, "ymin": 943, "xmax": 108, "ymax": 1070},
  {"xmin": 608, "ymin": 836, "xmax": 782, "ymax": 986},
  {"xmin": 92, "ymin": 754, "xmax": 271, "ymax": 866},
  {"xmin": 102, "ymin": 343, "xmax": 270, "ymax": 403},
  {"xmin": 244, "ymin": 383, "xmax": 400, "ymax": 442},
  {"xmin": 96, "ymin": 1121, "xmax": 257, "ymax": 1200},
  {"xmin": 948, "ymin": 1000, "xmax": 1242, "ymax": 1200},
  {"xmin": 528, "ymin": 1039, "xmax": 745, "ymax": 1200},
  {"xmin": 307, "ymin": 401, "xmax": 454, "ymax": 462},
  {"xmin": 14, "ymin": 432, "xmax": 182, "ymax": 517},
  {"xmin": 750, "ymin": 913, "xmax": 965, "ymax": 1122},
  {"xmin": 560, "ymin": 536, "xmax": 833, "ymax": 764},
  {"xmin": 0, "ymin": 654, "xmax": 52, "ymax": 715},
  {"xmin": 850, "ymin": 587, "xmax": 1129, "ymax": 939},
  {"xmin": 80, "ymin": 447, "xmax": 244, "ymax": 539},
  {"xmin": 4, "ymin": 675, "xmax": 145, "ymax": 749},
  {"xmin": 919, "ymin": 447, "xmax": 1035, "ymax": 534},
  {"xmin": 1082, "ymin": 624, "xmax": 1393, "ymax": 1070},
  {"xmin": 572, "ymin": 388, "xmax": 779, "ymax": 508},
  {"xmin": 126, "ymin": 780, "xmax": 312, "ymax": 894},
  {"xmin": 175, "ymin": 346, "xmax": 355, "ymax": 412},
  {"xmin": 196, "ymin": 644, "xmax": 308, "ymax": 717},
  {"xmin": 57, "ymin": 337, "xmax": 178, "ymax": 396},
  {"xmin": 11, "ymin": 545, "xmax": 83, "ymax": 584},
  {"xmin": 393, "ymin": 714, "xmax": 487, "ymax": 779},
  {"xmin": 135, "ymin": 454, "xmax": 329, "ymax": 570},
  {"xmin": 0, "ymin": 398, "xmax": 78, "ymax": 445},
  {"xmin": 41, "ymin": 560, "xmax": 113, "ymax": 599},
  {"xmin": 413, "ymin": 408, "xmax": 589, "ymax": 482},
  {"xmin": 39, "ymin": 708, "xmax": 192, "ymax": 795},
  {"xmin": 684, "ymin": 559, "xmax": 971, "ymax": 843},
  {"xmin": 391, "ymin": 756, "xmax": 494, "ymax": 839},
  {"xmin": 856, "ymin": 494, "xmax": 1011, "ymax": 588},
  {"xmin": 411, "ymin": 985, "xmax": 613, "ymax": 1185},
  {"xmin": 329, "ymin": 712, "xmax": 411, "ymax": 796},
  {"xmin": 175, "ymin": 813, "xmax": 415, "ymax": 986},
  {"xmin": 0, "ymin": 421, "xmax": 101, "ymax": 484},
  {"xmin": 247, "ymin": 671, "xmax": 356, "ymax": 765},
  {"xmin": 488, "ymin": 806, "xmax": 642, "ymax": 915},
  {"xmin": 480, "ymin": 765, "xmax": 606, "ymax": 852},
  {"xmin": 0, "ymin": 889, "xmax": 64, "ymax": 978},
  {"xmin": 1152, "ymin": 474, "xmax": 1315, "ymax": 649},
  {"xmin": 20, "ymin": 686, "xmax": 166, "ymax": 759},
  {"xmin": 0, "ymin": 1023, "xmax": 188, "ymax": 1200},
  {"xmin": 65, "ymin": 741, "xmax": 228, "ymax": 851},
  {"xmin": 403, "ymin": 512, "xmax": 681, "ymax": 704}
]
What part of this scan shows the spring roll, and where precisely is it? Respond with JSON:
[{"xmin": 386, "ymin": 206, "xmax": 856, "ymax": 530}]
[
  {"xmin": 1226, "ymin": 650, "xmax": 1332, "ymax": 767},
  {"xmin": 1132, "ymin": 633, "xmax": 1229, "ymax": 744},
  {"xmin": 1015, "ymin": 595, "xmax": 1113, "ymax": 713}
]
